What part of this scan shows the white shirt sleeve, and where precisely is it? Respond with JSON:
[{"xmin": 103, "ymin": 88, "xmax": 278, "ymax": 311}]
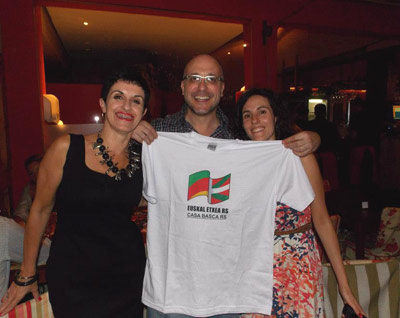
[
  {"xmin": 142, "ymin": 142, "xmax": 157, "ymax": 204},
  {"xmin": 275, "ymin": 150, "xmax": 315, "ymax": 211}
]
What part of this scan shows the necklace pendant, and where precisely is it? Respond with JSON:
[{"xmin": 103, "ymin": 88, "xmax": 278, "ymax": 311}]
[
  {"xmin": 92, "ymin": 142, "xmax": 102, "ymax": 150},
  {"xmin": 114, "ymin": 172, "xmax": 122, "ymax": 181},
  {"xmin": 126, "ymin": 169, "xmax": 132, "ymax": 178},
  {"xmin": 94, "ymin": 131, "xmax": 140, "ymax": 181}
]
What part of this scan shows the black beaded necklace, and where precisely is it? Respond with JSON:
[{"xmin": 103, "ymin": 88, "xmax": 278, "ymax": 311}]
[{"xmin": 92, "ymin": 132, "xmax": 140, "ymax": 181}]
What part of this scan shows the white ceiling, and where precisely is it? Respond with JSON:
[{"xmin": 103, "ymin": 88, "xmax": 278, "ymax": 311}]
[
  {"xmin": 46, "ymin": 7, "xmax": 243, "ymax": 59},
  {"xmin": 43, "ymin": 5, "xmax": 400, "ymax": 89}
]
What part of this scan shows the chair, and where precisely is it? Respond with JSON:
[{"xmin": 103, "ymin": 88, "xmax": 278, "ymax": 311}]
[
  {"xmin": 3, "ymin": 292, "xmax": 54, "ymax": 318},
  {"xmin": 323, "ymin": 259, "xmax": 400, "ymax": 318},
  {"xmin": 343, "ymin": 207, "xmax": 400, "ymax": 260}
]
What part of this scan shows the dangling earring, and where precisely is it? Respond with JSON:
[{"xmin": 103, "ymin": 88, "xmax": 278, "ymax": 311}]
[{"xmin": 101, "ymin": 112, "xmax": 106, "ymax": 120}]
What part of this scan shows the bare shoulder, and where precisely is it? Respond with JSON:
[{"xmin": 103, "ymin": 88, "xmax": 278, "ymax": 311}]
[
  {"xmin": 35, "ymin": 135, "xmax": 71, "ymax": 192},
  {"xmin": 49, "ymin": 134, "xmax": 71, "ymax": 152},
  {"xmin": 41, "ymin": 134, "xmax": 71, "ymax": 168}
]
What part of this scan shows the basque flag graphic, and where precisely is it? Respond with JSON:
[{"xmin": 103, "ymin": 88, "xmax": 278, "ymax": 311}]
[{"xmin": 187, "ymin": 170, "xmax": 231, "ymax": 204}]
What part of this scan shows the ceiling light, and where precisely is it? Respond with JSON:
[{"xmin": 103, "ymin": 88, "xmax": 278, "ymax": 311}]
[
  {"xmin": 243, "ymin": 43, "xmax": 247, "ymax": 47},
  {"xmin": 227, "ymin": 52, "xmax": 231, "ymax": 55},
  {"xmin": 94, "ymin": 115, "xmax": 100, "ymax": 123},
  {"xmin": 83, "ymin": 22, "xmax": 89, "ymax": 26}
]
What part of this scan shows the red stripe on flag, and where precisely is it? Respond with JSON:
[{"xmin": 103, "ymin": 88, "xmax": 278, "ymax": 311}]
[
  {"xmin": 218, "ymin": 189, "xmax": 230, "ymax": 197},
  {"xmin": 211, "ymin": 197, "xmax": 224, "ymax": 204},
  {"xmin": 188, "ymin": 178, "xmax": 209, "ymax": 200},
  {"xmin": 212, "ymin": 177, "xmax": 230, "ymax": 188},
  {"xmin": 210, "ymin": 190, "xmax": 230, "ymax": 204}
]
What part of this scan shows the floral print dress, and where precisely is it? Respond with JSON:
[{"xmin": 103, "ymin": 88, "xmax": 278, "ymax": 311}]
[{"xmin": 242, "ymin": 202, "xmax": 324, "ymax": 318}]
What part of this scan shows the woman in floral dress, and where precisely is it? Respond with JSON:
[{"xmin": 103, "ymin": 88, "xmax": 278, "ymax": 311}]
[{"xmin": 237, "ymin": 88, "xmax": 366, "ymax": 318}]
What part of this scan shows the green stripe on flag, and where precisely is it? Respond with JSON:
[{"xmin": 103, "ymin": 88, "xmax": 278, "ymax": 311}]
[
  {"xmin": 212, "ymin": 193, "xmax": 229, "ymax": 201},
  {"xmin": 188, "ymin": 170, "xmax": 210, "ymax": 187},
  {"xmin": 212, "ymin": 174, "xmax": 230, "ymax": 188}
]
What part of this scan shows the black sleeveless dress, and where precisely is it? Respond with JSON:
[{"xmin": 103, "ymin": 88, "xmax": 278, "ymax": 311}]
[{"xmin": 46, "ymin": 134, "xmax": 146, "ymax": 318}]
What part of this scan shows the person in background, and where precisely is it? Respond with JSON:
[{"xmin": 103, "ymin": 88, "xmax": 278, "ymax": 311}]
[
  {"xmin": 237, "ymin": 88, "xmax": 366, "ymax": 318},
  {"xmin": 132, "ymin": 54, "xmax": 321, "ymax": 318},
  {"xmin": 13, "ymin": 154, "xmax": 42, "ymax": 223},
  {"xmin": 0, "ymin": 70, "xmax": 148, "ymax": 318},
  {"xmin": 308, "ymin": 104, "xmax": 340, "ymax": 153},
  {"xmin": 0, "ymin": 216, "xmax": 50, "ymax": 301}
]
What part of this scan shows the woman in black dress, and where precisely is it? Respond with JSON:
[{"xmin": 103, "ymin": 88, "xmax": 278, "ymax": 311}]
[{"xmin": 0, "ymin": 70, "xmax": 148, "ymax": 317}]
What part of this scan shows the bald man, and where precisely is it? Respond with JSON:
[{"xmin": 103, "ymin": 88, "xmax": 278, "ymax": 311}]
[
  {"xmin": 133, "ymin": 54, "xmax": 319, "ymax": 155},
  {"xmin": 133, "ymin": 54, "xmax": 320, "ymax": 318}
]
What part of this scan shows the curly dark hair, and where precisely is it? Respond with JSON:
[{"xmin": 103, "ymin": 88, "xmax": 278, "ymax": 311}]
[{"xmin": 236, "ymin": 88, "xmax": 296, "ymax": 140}]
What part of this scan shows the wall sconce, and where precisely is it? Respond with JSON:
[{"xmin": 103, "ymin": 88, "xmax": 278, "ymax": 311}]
[{"xmin": 43, "ymin": 94, "xmax": 60, "ymax": 124}]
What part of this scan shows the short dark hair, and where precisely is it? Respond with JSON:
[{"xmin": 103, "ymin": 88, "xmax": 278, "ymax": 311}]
[
  {"xmin": 237, "ymin": 88, "xmax": 295, "ymax": 140},
  {"xmin": 101, "ymin": 70, "xmax": 150, "ymax": 109},
  {"xmin": 24, "ymin": 154, "xmax": 42, "ymax": 170},
  {"xmin": 314, "ymin": 103, "xmax": 327, "ymax": 117}
]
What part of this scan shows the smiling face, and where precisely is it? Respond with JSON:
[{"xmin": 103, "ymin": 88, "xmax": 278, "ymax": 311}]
[
  {"xmin": 242, "ymin": 95, "xmax": 277, "ymax": 141},
  {"xmin": 100, "ymin": 80, "xmax": 147, "ymax": 134},
  {"xmin": 181, "ymin": 55, "xmax": 225, "ymax": 117}
]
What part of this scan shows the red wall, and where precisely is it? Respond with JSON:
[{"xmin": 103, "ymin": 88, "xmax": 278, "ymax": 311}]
[
  {"xmin": 46, "ymin": 83, "xmax": 184, "ymax": 124},
  {"xmin": 0, "ymin": 0, "xmax": 45, "ymax": 206},
  {"xmin": 46, "ymin": 83, "xmax": 102, "ymax": 124}
]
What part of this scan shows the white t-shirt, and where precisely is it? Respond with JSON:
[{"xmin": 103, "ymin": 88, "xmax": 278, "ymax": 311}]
[{"xmin": 142, "ymin": 132, "xmax": 314, "ymax": 316}]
